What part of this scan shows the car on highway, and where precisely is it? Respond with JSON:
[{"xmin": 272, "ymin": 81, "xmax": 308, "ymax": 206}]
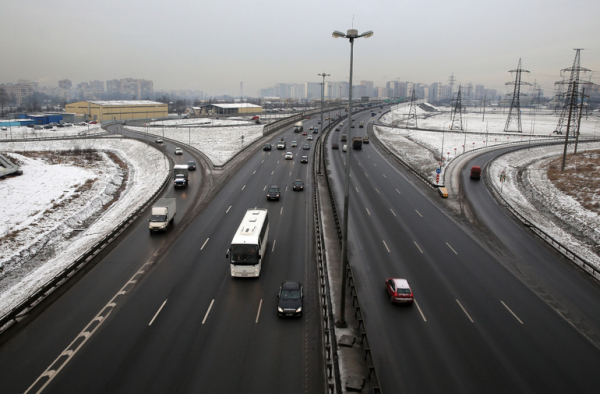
[
  {"xmin": 342, "ymin": 145, "xmax": 347, "ymax": 152},
  {"xmin": 335, "ymin": 126, "xmax": 340, "ymax": 131},
  {"xmin": 263, "ymin": 143, "xmax": 272, "ymax": 151},
  {"xmin": 155, "ymin": 138, "xmax": 163, "ymax": 144},
  {"xmin": 292, "ymin": 179, "xmax": 304, "ymax": 191},
  {"xmin": 291, "ymin": 141, "xmax": 298, "ymax": 147},
  {"xmin": 188, "ymin": 161, "xmax": 197, "ymax": 170},
  {"xmin": 300, "ymin": 155, "xmax": 308, "ymax": 163},
  {"xmin": 363, "ymin": 136, "xmax": 369, "ymax": 144},
  {"xmin": 438, "ymin": 187, "xmax": 448, "ymax": 198},
  {"xmin": 303, "ymin": 143, "xmax": 310, "ymax": 150},
  {"xmin": 174, "ymin": 147, "xmax": 183, "ymax": 155},
  {"xmin": 267, "ymin": 185, "xmax": 281, "ymax": 200},
  {"xmin": 332, "ymin": 143, "xmax": 339, "ymax": 149},
  {"xmin": 385, "ymin": 278, "xmax": 414, "ymax": 305},
  {"xmin": 302, "ymin": 131, "xmax": 308, "ymax": 136},
  {"xmin": 313, "ymin": 128, "xmax": 318, "ymax": 134},
  {"xmin": 307, "ymin": 135, "xmax": 313, "ymax": 141},
  {"xmin": 277, "ymin": 141, "xmax": 286, "ymax": 150},
  {"xmin": 277, "ymin": 281, "xmax": 303, "ymax": 317},
  {"xmin": 284, "ymin": 152, "xmax": 293, "ymax": 160},
  {"xmin": 351, "ymin": 124, "xmax": 355, "ymax": 128}
]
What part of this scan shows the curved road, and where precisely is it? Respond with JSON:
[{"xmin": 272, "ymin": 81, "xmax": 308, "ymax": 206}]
[{"xmin": 325, "ymin": 110, "xmax": 600, "ymax": 393}]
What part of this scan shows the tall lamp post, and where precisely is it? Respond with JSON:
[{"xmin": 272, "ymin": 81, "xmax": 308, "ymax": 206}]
[
  {"xmin": 332, "ymin": 28, "xmax": 373, "ymax": 327},
  {"xmin": 319, "ymin": 72, "xmax": 330, "ymax": 134}
]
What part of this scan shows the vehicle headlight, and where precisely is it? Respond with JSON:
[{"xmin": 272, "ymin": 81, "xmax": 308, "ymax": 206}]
[
  {"xmin": 278, "ymin": 307, "xmax": 284, "ymax": 313},
  {"xmin": 296, "ymin": 307, "xmax": 302, "ymax": 313}
]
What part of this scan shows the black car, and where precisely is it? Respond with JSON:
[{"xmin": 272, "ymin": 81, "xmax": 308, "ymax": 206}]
[
  {"xmin": 300, "ymin": 156, "xmax": 308, "ymax": 163},
  {"xmin": 267, "ymin": 185, "xmax": 281, "ymax": 200},
  {"xmin": 292, "ymin": 179, "xmax": 304, "ymax": 191},
  {"xmin": 188, "ymin": 161, "xmax": 197, "ymax": 170},
  {"xmin": 332, "ymin": 143, "xmax": 339, "ymax": 149},
  {"xmin": 263, "ymin": 143, "xmax": 272, "ymax": 151},
  {"xmin": 277, "ymin": 281, "xmax": 303, "ymax": 317}
]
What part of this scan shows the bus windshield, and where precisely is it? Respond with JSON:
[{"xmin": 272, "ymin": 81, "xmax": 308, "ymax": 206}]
[{"xmin": 230, "ymin": 244, "xmax": 259, "ymax": 264}]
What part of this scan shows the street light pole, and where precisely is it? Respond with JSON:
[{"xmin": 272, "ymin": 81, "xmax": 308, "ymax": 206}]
[
  {"xmin": 332, "ymin": 28, "xmax": 373, "ymax": 328},
  {"xmin": 318, "ymin": 72, "xmax": 330, "ymax": 135}
]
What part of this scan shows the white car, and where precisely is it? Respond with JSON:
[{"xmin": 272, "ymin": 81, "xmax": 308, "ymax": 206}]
[
  {"xmin": 307, "ymin": 135, "xmax": 313, "ymax": 141},
  {"xmin": 291, "ymin": 141, "xmax": 298, "ymax": 147},
  {"xmin": 342, "ymin": 145, "xmax": 347, "ymax": 152},
  {"xmin": 174, "ymin": 147, "xmax": 183, "ymax": 155},
  {"xmin": 284, "ymin": 152, "xmax": 293, "ymax": 160}
]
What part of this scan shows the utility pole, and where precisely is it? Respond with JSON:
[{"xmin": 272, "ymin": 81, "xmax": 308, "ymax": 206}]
[
  {"xmin": 504, "ymin": 58, "xmax": 530, "ymax": 132},
  {"xmin": 406, "ymin": 87, "xmax": 418, "ymax": 128},
  {"xmin": 450, "ymin": 85, "xmax": 463, "ymax": 131}
]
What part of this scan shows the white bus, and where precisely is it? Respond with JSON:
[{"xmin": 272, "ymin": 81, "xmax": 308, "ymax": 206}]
[{"xmin": 226, "ymin": 209, "xmax": 269, "ymax": 277}]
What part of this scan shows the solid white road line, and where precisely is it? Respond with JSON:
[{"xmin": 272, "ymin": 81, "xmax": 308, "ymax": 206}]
[
  {"xmin": 414, "ymin": 300, "xmax": 427, "ymax": 322},
  {"xmin": 446, "ymin": 242, "xmax": 458, "ymax": 255},
  {"xmin": 501, "ymin": 301, "xmax": 524, "ymax": 324},
  {"xmin": 201, "ymin": 238, "xmax": 209, "ymax": 250},
  {"xmin": 383, "ymin": 240, "xmax": 390, "ymax": 253},
  {"xmin": 414, "ymin": 241, "xmax": 423, "ymax": 254},
  {"xmin": 456, "ymin": 299, "xmax": 474, "ymax": 323},
  {"xmin": 202, "ymin": 299, "xmax": 215, "ymax": 325},
  {"xmin": 256, "ymin": 299, "xmax": 263, "ymax": 323},
  {"xmin": 149, "ymin": 300, "xmax": 168, "ymax": 326},
  {"xmin": 272, "ymin": 240, "xmax": 276, "ymax": 252}
]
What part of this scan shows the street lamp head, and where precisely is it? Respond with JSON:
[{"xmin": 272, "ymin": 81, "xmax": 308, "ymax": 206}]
[
  {"xmin": 332, "ymin": 29, "xmax": 373, "ymax": 40},
  {"xmin": 361, "ymin": 30, "xmax": 374, "ymax": 38},
  {"xmin": 332, "ymin": 30, "xmax": 346, "ymax": 38}
]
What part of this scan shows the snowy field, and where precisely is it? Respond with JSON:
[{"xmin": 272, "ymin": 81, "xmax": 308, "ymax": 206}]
[
  {"xmin": 376, "ymin": 103, "xmax": 600, "ymax": 270},
  {"xmin": 0, "ymin": 138, "xmax": 168, "ymax": 318},
  {"xmin": 0, "ymin": 124, "xmax": 105, "ymax": 140},
  {"xmin": 1, "ymin": 108, "xmax": 599, "ymax": 321},
  {"xmin": 125, "ymin": 118, "xmax": 265, "ymax": 165}
]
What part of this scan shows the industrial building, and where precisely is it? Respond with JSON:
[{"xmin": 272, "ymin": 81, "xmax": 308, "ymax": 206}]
[
  {"xmin": 65, "ymin": 100, "xmax": 168, "ymax": 122},
  {"xmin": 204, "ymin": 103, "xmax": 263, "ymax": 115}
]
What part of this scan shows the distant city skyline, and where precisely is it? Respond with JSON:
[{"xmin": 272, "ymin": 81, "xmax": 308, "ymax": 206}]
[{"xmin": 1, "ymin": 0, "xmax": 599, "ymax": 97}]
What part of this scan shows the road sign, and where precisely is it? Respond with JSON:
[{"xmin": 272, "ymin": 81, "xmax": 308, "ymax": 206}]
[{"xmin": 436, "ymin": 169, "xmax": 441, "ymax": 174}]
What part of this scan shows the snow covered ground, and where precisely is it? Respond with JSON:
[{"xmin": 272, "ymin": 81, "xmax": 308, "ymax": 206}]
[
  {"xmin": 375, "ymin": 103, "xmax": 600, "ymax": 270},
  {"xmin": 124, "ymin": 117, "xmax": 265, "ymax": 166},
  {"xmin": 1, "ymin": 108, "xmax": 599, "ymax": 320}
]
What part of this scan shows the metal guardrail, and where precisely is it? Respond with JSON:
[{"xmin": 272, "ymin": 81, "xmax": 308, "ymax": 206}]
[
  {"xmin": 321, "ymin": 107, "xmax": 383, "ymax": 394},
  {"xmin": 0, "ymin": 133, "xmax": 171, "ymax": 334},
  {"xmin": 486, "ymin": 143, "xmax": 600, "ymax": 282},
  {"xmin": 372, "ymin": 119, "xmax": 600, "ymax": 282}
]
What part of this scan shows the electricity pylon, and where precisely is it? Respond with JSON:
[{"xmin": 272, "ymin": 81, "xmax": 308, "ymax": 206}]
[
  {"xmin": 450, "ymin": 85, "xmax": 463, "ymax": 131},
  {"xmin": 504, "ymin": 58, "xmax": 530, "ymax": 132}
]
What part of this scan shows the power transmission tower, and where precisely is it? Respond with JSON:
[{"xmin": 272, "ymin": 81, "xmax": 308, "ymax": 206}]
[
  {"xmin": 405, "ymin": 87, "xmax": 418, "ymax": 128},
  {"xmin": 554, "ymin": 48, "xmax": 592, "ymax": 135},
  {"xmin": 504, "ymin": 58, "xmax": 530, "ymax": 132},
  {"xmin": 450, "ymin": 85, "xmax": 463, "ymax": 130},
  {"xmin": 448, "ymin": 72, "xmax": 456, "ymax": 99}
]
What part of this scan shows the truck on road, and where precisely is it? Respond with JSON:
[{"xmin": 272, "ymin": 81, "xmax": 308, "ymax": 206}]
[
  {"xmin": 352, "ymin": 136, "xmax": 363, "ymax": 150},
  {"xmin": 294, "ymin": 121, "xmax": 303, "ymax": 132},
  {"xmin": 149, "ymin": 198, "xmax": 177, "ymax": 232},
  {"xmin": 174, "ymin": 164, "xmax": 189, "ymax": 188}
]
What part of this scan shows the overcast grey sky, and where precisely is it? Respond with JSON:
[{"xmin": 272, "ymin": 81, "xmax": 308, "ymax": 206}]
[{"xmin": 2, "ymin": 0, "xmax": 599, "ymax": 97}]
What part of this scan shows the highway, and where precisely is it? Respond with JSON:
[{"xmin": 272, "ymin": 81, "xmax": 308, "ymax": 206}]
[
  {"xmin": 0, "ymin": 120, "xmax": 325, "ymax": 393},
  {"xmin": 325, "ymin": 109, "xmax": 600, "ymax": 393}
]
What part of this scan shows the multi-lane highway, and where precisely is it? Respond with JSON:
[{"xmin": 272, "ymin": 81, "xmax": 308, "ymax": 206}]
[
  {"xmin": 325, "ymin": 110, "xmax": 600, "ymax": 393},
  {"xmin": 0, "ymin": 119, "xmax": 325, "ymax": 393},
  {"xmin": 2, "ymin": 109, "xmax": 600, "ymax": 394}
]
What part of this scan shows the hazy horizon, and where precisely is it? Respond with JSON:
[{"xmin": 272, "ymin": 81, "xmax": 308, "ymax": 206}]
[{"xmin": 2, "ymin": 0, "xmax": 599, "ymax": 97}]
